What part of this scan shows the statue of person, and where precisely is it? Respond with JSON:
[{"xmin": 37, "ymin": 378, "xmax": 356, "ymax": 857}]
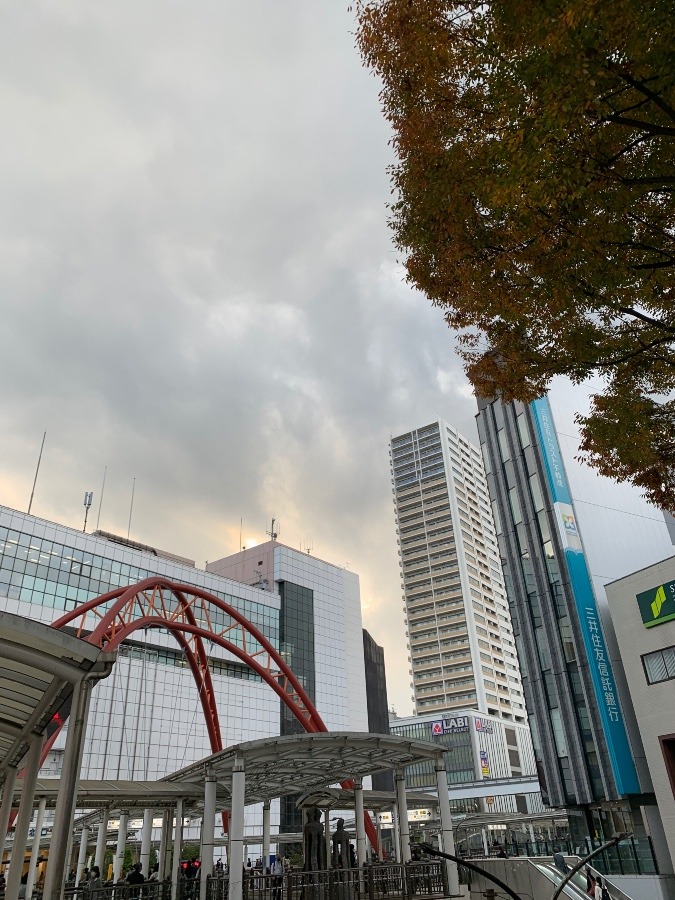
[
  {"xmin": 331, "ymin": 818, "xmax": 351, "ymax": 869},
  {"xmin": 303, "ymin": 807, "xmax": 326, "ymax": 872},
  {"xmin": 315, "ymin": 809, "xmax": 327, "ymax": 871}
]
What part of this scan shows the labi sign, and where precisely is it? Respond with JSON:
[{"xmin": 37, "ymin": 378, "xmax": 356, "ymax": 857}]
[{"xmin": 637, "ymin": 579, "xmax": 675, "ymax": 628}]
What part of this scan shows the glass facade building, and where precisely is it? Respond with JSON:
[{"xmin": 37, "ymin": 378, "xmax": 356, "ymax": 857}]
[
  {"xmin": 0, "ymin": 505, "xmax": 372, "ymax": 846},
  {"xmin": 362, "ymin": 629, "xmax": 393, "ymax": 791},
  {"xmin": 476, "ymin": 384, "xmax": 674, "ymax": 847}
]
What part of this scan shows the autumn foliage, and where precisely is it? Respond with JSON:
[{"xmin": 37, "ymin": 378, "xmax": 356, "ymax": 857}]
[{"xmin": 356, "ymin": 0, "xmax": 675, "ymax": 508}]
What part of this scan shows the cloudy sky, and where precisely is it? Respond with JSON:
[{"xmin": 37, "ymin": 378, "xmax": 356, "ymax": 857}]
[{"xmin": 0, "ymin": 2, "xmax": 479, "ymax": 715}]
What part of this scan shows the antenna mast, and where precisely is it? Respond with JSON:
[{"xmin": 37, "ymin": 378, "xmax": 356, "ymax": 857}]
[
  {"xmin": 266, "ymin": 517, "xmax": 279, "ymax": 542},
  {"xmin": 27, "ymin": 431, "xmax": 46, "ymax": 515},
  {"xmin": 83, "ymin": 492, "xmax": 93, "ymax": 532},
  {"xmin": 127, "ymin": 477, "xmax": 136, "ymax": 539},
  {"xmin": 95, "ymin": 465, "xmax": 107, "ymax": 531}
]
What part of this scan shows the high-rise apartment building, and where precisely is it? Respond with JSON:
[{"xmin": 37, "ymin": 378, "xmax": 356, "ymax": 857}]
[
  {"xmin": 476, "ymin": 383, "xmax": 674, "ymax": 863},
  {"xmin": 389, "ymin": 420, "xmax": 526, "ymax": 721}
]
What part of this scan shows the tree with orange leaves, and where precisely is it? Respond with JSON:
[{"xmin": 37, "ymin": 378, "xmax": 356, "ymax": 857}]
[{"xmin": 356, "ymin": 0, "xmax": 675, "ymax": 507}]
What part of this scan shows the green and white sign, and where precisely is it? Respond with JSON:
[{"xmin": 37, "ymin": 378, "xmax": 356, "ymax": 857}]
[{"xmin": 637, "ymin": 579, "xmax": 675, "ymax": 628}]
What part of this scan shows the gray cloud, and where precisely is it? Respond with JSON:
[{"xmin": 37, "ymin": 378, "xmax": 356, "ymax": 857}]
[{"xmin": 0, "ymin": 1, "xmax": 479, "ymax": 714}]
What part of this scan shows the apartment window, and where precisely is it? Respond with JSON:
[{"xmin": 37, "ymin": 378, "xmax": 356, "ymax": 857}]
[{"xmin": 643, "ymin": 646, "xmax": 675, "ymax": 684}]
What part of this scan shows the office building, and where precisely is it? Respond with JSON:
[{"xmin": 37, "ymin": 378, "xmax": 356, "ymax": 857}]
[
  {"xmin": 390, "ymin": 709, "xmax": 546, "ymax": 816},
  {"xmin": 206, "ymin": 541, "xmax": 370, "ymax": 839},
  {"xmin": 0, "ymin": 506, "xmax": 371, "ymax": 843},
  {"xmin": 389, "ymin": 421, "xmax": 526, "ymax": 720},
  {"xmin": 362, "ymin": 629, "xmax": 393, "ymax": 791},
  {"xmin": 476, "ymin": 382, "xmax": 674, "ymax": 855},
  {"xmin": 606, "ymin": 557, "xmax": 675, "ymax": 890}
]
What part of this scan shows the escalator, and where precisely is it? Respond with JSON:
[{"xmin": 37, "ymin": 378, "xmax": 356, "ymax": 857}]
[{"xmin": 532, "ymin": 861, "xmax": 634, "ymax": 900}]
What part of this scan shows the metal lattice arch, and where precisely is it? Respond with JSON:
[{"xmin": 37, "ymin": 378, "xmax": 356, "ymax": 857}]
[{"xmin": 51, "ymin": 577, "xmax": 379, "ymax": 849}]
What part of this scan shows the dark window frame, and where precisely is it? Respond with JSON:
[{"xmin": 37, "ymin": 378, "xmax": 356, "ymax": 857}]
[
  {"xmin": 642, "ymin": 646, "xmax": 675, "ymax": 685},
  {"xmin": 659, "ymin": 733, "xmax": 675, "ymax": 800}
]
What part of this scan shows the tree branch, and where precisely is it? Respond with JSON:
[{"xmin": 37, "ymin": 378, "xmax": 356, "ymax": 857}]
[
  {"xmin": 603, "ymin": 115, "xmax": 675, "ymax": 136},
  {"xmin": 615, "ymin": 70, "xmax": 675, "ymax": 123},
  {"xmin": 618, "ymin": 307, "xmax": 675, "ymax": 333}
]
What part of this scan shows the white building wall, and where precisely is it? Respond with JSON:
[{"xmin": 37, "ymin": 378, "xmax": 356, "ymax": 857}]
[{"xmin": 272, "ymin": 545, "xmax": 368, "ymax": 732}]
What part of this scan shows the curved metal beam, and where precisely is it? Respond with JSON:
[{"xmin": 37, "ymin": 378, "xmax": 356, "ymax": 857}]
[{"xmin": 50, "ymin": 579, "xmax": 379, "ymax": 852}]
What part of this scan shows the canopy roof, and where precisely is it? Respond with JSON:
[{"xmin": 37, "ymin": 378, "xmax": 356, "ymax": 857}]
[
  {"xmin": 0, "ymin": 610, "xmax": 114, "ymax": 776},
  {"xmin": 164, "ymin": 732, "xmax": 445, "ymax": 807},
  {"xmin": 12, "ymin": 778, "xmax": 225, "ymax": 811},
  {"xmin": 296, "ymin": 788, "xmax": 440, "ymax": 812}
]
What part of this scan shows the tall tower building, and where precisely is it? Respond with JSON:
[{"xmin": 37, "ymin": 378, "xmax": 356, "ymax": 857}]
[
  {"xmin": 390, "ymin": 420, "xmax": 526, "ymax": 722},
  {"xmin": 476, "ymin": 382, "xmax": 674, "ymax": 854}
]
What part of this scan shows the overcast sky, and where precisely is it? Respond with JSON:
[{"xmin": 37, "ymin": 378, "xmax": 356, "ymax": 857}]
[{"xmin": 0, "ymin": 2, "xmax": 479, "ymax": 716}]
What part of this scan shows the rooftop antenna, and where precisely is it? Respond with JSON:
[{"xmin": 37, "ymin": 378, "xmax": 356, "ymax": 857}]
[
  {"xmin": 266, "ymin": 517, "xmax": 279, "ymax": 542},
  {"xmin": 306, "ymin": 539, "xmax": 313, "ymax": 556},
  {"xmin": 27, "ymin": 431, "xmax": 46, "ymax": 516},
  {"xmin": 95, "ymin": 465, "xmax": 107, "ymax": 531},
  {"xmin": 82, "ymin": 492, "xmax": 93, "ymax": 532},
  {"xmin": 127, "ymin": 477, "xmax": 136, "ymax": 540}
]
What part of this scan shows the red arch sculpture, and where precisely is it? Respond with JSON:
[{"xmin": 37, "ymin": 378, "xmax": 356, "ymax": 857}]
[{"xmin": 50, "ymin": 578, "xmax": 379, "ymax": 852}]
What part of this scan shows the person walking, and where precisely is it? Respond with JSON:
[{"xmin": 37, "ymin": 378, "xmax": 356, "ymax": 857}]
[{"xmin": 271, "ymin": 857, "xmax": 284, "ymax": 900}]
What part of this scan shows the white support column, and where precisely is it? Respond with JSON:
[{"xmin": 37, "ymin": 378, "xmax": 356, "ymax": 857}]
[
  {"xmin": 201, "ymin": 774, "xmax": 217, "ymax": 900},
  {"xmin": 528, "ymin": 823, "xmax": 535, "ymax": 845},
  {"xmin": 43, "ymin": 677, "xmax": 94, "ymax": 900},
  {"xmin": 481, "ymin": 828, "xmax": 489, "ymax": 856},
  {"xmin": 434, "ymin": 758, "xmax": 458, "ymax": 897},
  {"xmin": 140, "ymin": 809, "xmax": 153, "ymax": 877},
  {"xmin": 158, "ymin": 811, "xmax": 170, "ymax": 880},
  {"xmin": 25, "ymin": 796, "xmax": 47, "ymax": 900},
  {"xmin": 324, "ymin": 810, "xmax": 332, "ymax": 869},
  {"xmin": 394, "ymin": 769, "xmax": 410, "ymax": 864},
  {"xmin": 95, "ymin": 811, "xmax": 109, "ymax": 875},
  {"xmin": 76, "ymin": 826, "xmax": 90, "ymax": 882},
  {"xmin": 262, "ymin": 802, "xmax": 271, "ymax": 871},
  {"xmin": 170, "ymin": 800, "xmax": 184, "ymax": 900},
  {"xmin": 0, "ymin": 767, "xmax": 18, "ymax": 848},
  {"xmin": 113, "ymin": 812, "xmax": 129, "ymax": 883},
  {"xmin": 354, "ymin": 780, "xmax": 366, "ymax": 868},
  {"xmin": 227, "ymin": 757, "xmax": 245, "ymax": 900},
  {"xmin": 392, "ymin": 807, "xmax": 400, "ymax": 864},
  {"xmin": 6, "ymin": 736, "xmax": 43, "ymax": 900}
]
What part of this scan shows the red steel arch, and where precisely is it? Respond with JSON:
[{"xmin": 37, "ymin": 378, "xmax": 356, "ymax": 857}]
[{"xmin": 51, "ymin": 578, "xmax": 379, "ymax": 851}]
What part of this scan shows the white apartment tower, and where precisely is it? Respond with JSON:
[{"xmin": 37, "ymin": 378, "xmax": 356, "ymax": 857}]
[{"xmin": 390, "ymin": 420, "xmax": 526, "ymax": 722}]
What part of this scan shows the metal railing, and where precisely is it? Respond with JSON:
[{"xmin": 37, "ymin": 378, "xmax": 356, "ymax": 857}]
[
  {"xmin": 35, "ymin": 882, "xmax": 179, "ymax": 900},
  {"xmin": 207, "ymin": 862, "xmax": 449, "ymax": 900},
  {"xmin": 468, "ymin": 836, "xmax": 658, "ymax": 875}
]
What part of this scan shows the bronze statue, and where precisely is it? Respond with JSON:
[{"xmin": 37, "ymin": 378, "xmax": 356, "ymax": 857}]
[
  {"xmin": 331, "ymin": 818, "xmax": 351, "ymax": 869},
  {"xmin": 303, "ymin": 807, "xmax": 327, "ymax": 872}
]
